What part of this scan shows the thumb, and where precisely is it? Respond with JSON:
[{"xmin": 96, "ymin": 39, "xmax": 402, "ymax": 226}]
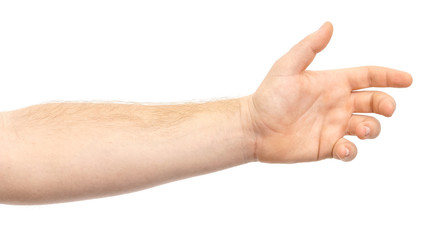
[{"xmin": 276, "ymin": 22, "xmax": 333, "ymax": 74}]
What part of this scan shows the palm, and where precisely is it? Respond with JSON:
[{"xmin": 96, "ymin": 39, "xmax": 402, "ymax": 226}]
[
  {"xmin": 252, "ymin": 71, "xmax": 352, "ymax": 163},
  {"xmin": 247, "ymin": 22, "xmax": 412, "ymax": 163}
]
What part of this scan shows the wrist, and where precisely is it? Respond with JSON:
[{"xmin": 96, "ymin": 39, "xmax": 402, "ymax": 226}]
[{"xmin": 238, "ymin": 96, "xmax": 258, "ymax": 162}]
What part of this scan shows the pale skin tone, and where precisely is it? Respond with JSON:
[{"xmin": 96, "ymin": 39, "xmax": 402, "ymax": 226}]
[{"xmin": 0, "ymin": 22, "xmax": 412, "ymax": 205}]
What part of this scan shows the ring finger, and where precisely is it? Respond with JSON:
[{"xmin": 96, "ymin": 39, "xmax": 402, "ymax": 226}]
[{"xmin": 347, "ymin": 114, "xmax": 381, "ymax": 139}]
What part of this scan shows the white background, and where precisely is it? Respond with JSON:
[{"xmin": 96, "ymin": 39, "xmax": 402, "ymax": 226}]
[{"xmin": 0, "ymin": 0, "xmax": 436, "ymax": 239}]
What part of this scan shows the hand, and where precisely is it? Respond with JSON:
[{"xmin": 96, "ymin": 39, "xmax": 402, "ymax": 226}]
[{"xmin": 243, "ymin": 22, "xmax": 412, "ymax": 163}]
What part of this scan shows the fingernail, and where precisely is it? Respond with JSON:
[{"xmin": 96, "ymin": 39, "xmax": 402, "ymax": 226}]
[
  {"xmin": 341, "ymin": 148, "xmax": 351, "ymax": 161},
  {"xmin": 344, "ymin": 148, "xmax": 350, "ymax": 158},
  {"xmin": 364, "ymin": 126, "xmax": 370, "ymax": 137}
]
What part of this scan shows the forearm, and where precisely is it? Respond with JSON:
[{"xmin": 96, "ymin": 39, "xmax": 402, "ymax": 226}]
[{"xmin": 0, "ymin": 98, "xmax": 255, "ymax": 204}]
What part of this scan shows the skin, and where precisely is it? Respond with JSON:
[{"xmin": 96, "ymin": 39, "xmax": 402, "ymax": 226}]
[
  {"xmin": 0, "ymin": 22, "xmax": 412, "ymax": 204},
  {"xmin": 245, "ymin": 22, "xmax": 412, "ymax": 163}
]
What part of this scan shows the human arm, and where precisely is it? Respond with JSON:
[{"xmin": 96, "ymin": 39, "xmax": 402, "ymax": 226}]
[
  {"xmin": 0, "ymin": 22, "xmax": 412, "ymax": 204},
  {"xmin": 0, "ymin": 99, "xmax": 254, "ymax": 204}
]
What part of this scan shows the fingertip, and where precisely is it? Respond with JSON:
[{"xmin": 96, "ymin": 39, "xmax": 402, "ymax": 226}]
[
  {"xmin": 405, "ymin": 72, "xmax": 413, "ymax": 87},
  {"xmin": 324, "ymin": 21, "xmax": 334, "ymax": 32},
  {"xmin": 363, "ymin": 126, "xmax": 371, "ymax": 138},
  {"xmin": 356, "ymin": 125, "xmax": 371, "ymax": 140},
  {"xmin": 392, "ymin": 70, "xmax": 413, "ymax": 88},
  {"xmin": 366, "ymin": 121, "xmax": 381, "ymax": 139},
  {"xmin": 333, "ymin": 138, "xmax": 357, "ymax": 162},
  {"xmin": 310, "ymin": 21, "xmax": 334, "ymax": 52},
  {"xmin": 342, "ymin": 146, "xmax": 351, "ymax": 161},
  {"xmin": 318, "ymin": 21, "xmax": 333, "ymax": 31},
  {"xmin": 318, "ymin": 21, "xmax": 334, "ymax": 44},
  {"xmin": 340, "ymin": 145, "xmax": 356, "ymax": 162},
  {"xmin": 381, "ymin": 99, "xmax": 396, "ymax": 117}
]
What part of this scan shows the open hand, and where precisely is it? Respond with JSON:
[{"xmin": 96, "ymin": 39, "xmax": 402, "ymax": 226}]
[{"xmin": 244, "ymin": 22, "xmax": 412, "ymax": 163}]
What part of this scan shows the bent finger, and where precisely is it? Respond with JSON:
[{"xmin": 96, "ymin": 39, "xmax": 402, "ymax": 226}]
[
  {"xmin": 347, "ymin": 115, "xmax": 381, "ymax": 139},
  {"xmin": 332, "ymin": 137, "xmax": 357, "ymax": 162},
  {"xmin": 351, "ymin": 91, "xmax": 396, "ymax": 117}
]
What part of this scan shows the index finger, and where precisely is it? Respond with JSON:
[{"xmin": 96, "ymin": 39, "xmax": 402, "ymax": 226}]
[{"xmin": 340, "ymin": 66, "xmax": 413, "ymax": 90}]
